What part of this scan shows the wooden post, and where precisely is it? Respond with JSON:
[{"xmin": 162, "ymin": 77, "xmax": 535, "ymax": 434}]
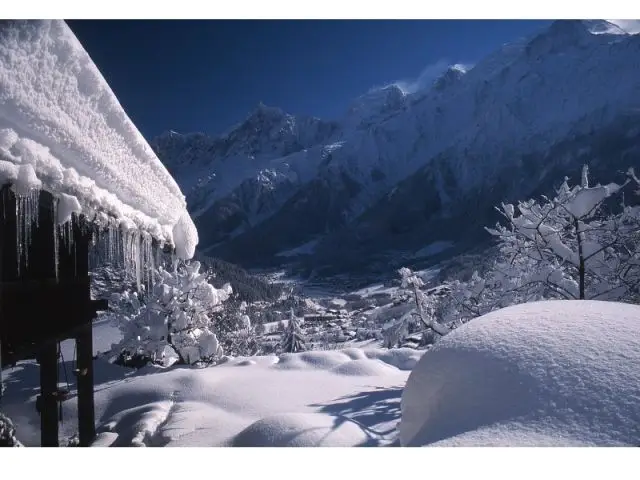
[
  {"xmin": 74, "ymin": 217, "xmax": 96, "ymax": 447},
  {"xmin": 38, "ymin": 341, "xmax": 59, "ymax": 447},
  {"xmin": 34, "ymin": 192, "xmax": 60, "ymax": 447},
  {"xmin": 75, "ymin": 324, "xmax": 94, "ymax": 446}
]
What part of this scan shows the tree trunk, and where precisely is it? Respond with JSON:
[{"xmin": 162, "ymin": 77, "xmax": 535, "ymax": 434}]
[
  {"xmin": 413, "ymin": 286, "xmax": 450, "ymax": 336},
  {"xmin": 575, "ymin": 218, "xmax": 586, "ymax": 300}
]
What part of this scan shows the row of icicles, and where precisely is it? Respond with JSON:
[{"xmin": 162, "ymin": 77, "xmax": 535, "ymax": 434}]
[{"xmin": 13, "ymin": 189, "xmax": 166, "ymax": 292}]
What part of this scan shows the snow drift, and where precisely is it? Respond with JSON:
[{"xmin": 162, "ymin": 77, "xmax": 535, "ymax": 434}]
[
  {"xmin": 400, "ymin": 300, "xmax": 640, "ymax": 447},
  {"xmin": 2, "ymin": 347, "xmax": 421, "ymax": 447},
  {"xmin": 0, "ymin": 20, "xmax": 197, "ymax": 258}
]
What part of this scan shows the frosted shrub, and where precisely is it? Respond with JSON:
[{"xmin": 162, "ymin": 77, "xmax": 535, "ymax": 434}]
[
  {"xmin": 112, "ymin": 260, "xmax": 232, "ymax": 366},
  {"xmin": 0, "ymin": 412, "xmax": 22, "ymax": 447}
]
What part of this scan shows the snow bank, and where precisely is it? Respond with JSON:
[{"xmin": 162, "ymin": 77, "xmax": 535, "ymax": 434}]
[
  {"xmin": 231, "ymin": 413, "xmax": 369, "ymax": 447},
  {"xmin": 400, "ymin": 300, "xmax": 640, "ymax": 447},
  {"xmin": 2, "ymin": 347, "xmax": 418, "ymax": 447},
  {"xmin": 0, "ymin": 20, "xmax": 197, "ymax": 258}
]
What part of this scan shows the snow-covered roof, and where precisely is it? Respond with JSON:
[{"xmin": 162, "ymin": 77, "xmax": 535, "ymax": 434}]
[{"xmin": 0, "ymin": 20, "xmax": 198, "ymax": 259}]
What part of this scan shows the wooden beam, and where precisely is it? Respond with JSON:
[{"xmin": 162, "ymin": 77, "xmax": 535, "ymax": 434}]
[{"xmin": 38, "ymin": 341, "xmax": 59, "ymax": 447}]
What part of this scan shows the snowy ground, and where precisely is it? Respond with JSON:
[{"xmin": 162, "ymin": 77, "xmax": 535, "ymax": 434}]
[
  {"xmin": 3, "ymin": 299, "xmax": 640, "ymax": 447},
  {"xmin": 1, "ymin": 346, "xmax": 421, "ymax": 447}
]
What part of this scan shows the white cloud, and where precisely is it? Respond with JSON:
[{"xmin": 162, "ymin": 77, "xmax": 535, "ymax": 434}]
[
  {"xmin": 607, "ymin": 20, "xmax": 640, "ymax": 34},
  {"xmin": 392, "ymin": 59, "xmax": 451, "ymax": 94},
  {"xmin": 386, "ymin": 60, "xmax": 475, "ymax": 95}
]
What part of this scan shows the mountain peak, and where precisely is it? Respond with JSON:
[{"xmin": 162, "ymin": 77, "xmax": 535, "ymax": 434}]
[
  {"xmin": 248, "ymin": 102, "xmax": 285, "ymax": 118},
  {"xmin": 524, "ymin": 19, "xmax": 628, "ymax": 58},
  {"xmin": 433, "ymin": 64, "xmax": 468, "ymax": 91},
  {"xmin": 545, "ymin": 19, "xmax": 628, "ymax": 39},
  {"xmin": 345, "ymin": 85, "xmax": 406, "ymax": 126}
]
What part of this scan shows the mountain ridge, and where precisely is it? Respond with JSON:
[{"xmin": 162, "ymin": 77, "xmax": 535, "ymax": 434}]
[{"xmin": 151, "ymin": 20, "xmax": 640, "ymax": 277}]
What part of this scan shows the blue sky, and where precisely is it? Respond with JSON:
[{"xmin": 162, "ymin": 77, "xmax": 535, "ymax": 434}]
[{"xmin": 67, "ymin": 20, "xmax": 553, "ymax": 140}]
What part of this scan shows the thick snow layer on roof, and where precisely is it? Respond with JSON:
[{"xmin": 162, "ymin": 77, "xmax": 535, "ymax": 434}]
[
  {"xmin": 400, "ymin": 300, "xmax": 640, "ymax": 447},
  {"xmin": 0, "ymin": 20, "xmax": 198, "ymax": 259}
]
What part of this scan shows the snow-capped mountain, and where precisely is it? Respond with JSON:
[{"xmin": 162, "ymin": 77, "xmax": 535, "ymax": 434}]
[{"xmin": 151, "ymin": 20, "xmax": 640, "ymax": 275}]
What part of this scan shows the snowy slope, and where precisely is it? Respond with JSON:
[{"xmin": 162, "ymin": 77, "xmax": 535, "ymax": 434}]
[
  {"xmin": 1, "ymin": 347, "xmax": 421, "ymax": 447},
  {"xmin": 400, "ymin": 300, "xmax": 640, "ymax": 447},
  {"xmin": 0, "ymin": 20, "xmax": 197, "ymax": 258},
  {"xmin": 153, "ymin": 20, "xmax": 640, "ymax": 269}
]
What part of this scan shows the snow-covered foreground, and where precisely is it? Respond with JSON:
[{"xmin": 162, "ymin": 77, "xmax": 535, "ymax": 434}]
[
  {"xmin": 2, "ymin": 347, "xmax": 421, "ymax": 447},
  {"xmin": 3, "ymin": 299, "xmax": 640, "ymax": 447},
  {"xmin": 401, "ymin": 300, "xmax": 640, "ymax": 447}
]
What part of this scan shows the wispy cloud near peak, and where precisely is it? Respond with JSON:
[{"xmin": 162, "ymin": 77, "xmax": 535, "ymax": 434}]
[{"xmin": 380, "ymin": 60, "xmax": 473, "ymax": 95}]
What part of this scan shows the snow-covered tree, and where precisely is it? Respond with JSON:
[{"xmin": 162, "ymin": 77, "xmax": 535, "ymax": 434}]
[
  {"xmin": 486, "ymin": 166, "xmax": 639, "ymax": 301},
  {"xmin": 435, "ymin": 265, "xmax": 528, "ymax": 328},
  {"xmin": 381, "ymin": 314, "xmax": 412, "ymax": 348},
  {"xmin": 112, "ymin": 260, "xmax": 232, "ymax": 365},
  {"xmin": 254, "ymin": 322, "xmax": 266, "ymax": 336},
  {"xmin": 398, "ymin": 267, "xmax": 451, "ymax": 336},
  {"xmin": 281, "ymin": 310, "xmax": 306, "ymax": 353},
  {"xmin": 211, "ymin": 297, "xmax": 263, "ymax": 357}
]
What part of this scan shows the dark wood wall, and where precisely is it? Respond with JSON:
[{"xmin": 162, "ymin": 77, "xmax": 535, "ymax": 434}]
[{"xmin": 0, "ymin": 185, "xmax": 101, "ymax": 446}]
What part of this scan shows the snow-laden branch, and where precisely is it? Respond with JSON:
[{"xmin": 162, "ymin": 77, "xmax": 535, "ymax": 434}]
[{"xmin": 486, "ymin": 165, "xmax": 640, "ymax": 301}]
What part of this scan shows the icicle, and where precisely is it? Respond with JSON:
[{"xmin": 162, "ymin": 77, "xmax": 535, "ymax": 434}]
[
  {"xmin": 53, "ymin": 199, "xmax": 59, "ymax": 281},
  {"xmin": 149, "ymin": 239, "xmax": 155, "ymax": 291},
  {"xmin": 16, "ymin": 195, "xmax": 23, "ymax": 276},
  {"xmin": 118, "ymin": 226, "xmax": 124, "ymax": 269},
  {"xmin": 121, "ymin": 228, "xmax": 127, "ymax": 276},
  {"xmin": 141, "ymin": 234, "xmax": 154, "ymax": 292},
  {"xmin": 155, "ymin": 241, "xmax": 163, "ymax": 271},
  {"xmin": 0, "ymin": 335, "xmax": 4, "ymax": 402},
  {"xmin": 115, "ymin": 225, "xmax": 122, "ymax": 269},
  {"xmin": 108, "ymin": 224, "xmax": 115, "ymax": 266},
  {"xmin": 61, "ymin": 218, "xmax": 73, "ymax": 255},
  {"xmin": 60, "ymin": 222, "xmax": 67, "ymax": 254},
  {"xmin": 134, "ymin": 231, "xmax": 142, "ymax": 292},
  {"xmin": 14, "ymin": 189, "xmax": 40, "ymax": 275},
  {"xmin": 122, "ymin": 228, "xmax": 133, "ymax": 283}
]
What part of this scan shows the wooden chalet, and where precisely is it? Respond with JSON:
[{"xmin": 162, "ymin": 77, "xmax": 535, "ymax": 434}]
[
  {"xmin": 0, "ymin": 189, "xmax": 107, "ymax": 446},
  {"xmin": 0, "ymin": 20, "xmax": 198, "ymax": 447}
]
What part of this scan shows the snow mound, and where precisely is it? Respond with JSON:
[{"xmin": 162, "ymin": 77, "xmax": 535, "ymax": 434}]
[
  {"xmin": 364, "ymin": 348, "xmax": 423, "ymax": 371},
  {"xmin": 0, "ymin": 20, "xmax": 197, "ymax": 258},
  {"xmin": 231, "ymin": 413, "xmax": 368, "ymax": 447},
  {"xmin": 272, "ymin": 348, "xmax": 422, "ymax": 373},
  {"xmin": 331, "ymin": 359, "xmax": 399, "ymax": 377},
  {"xmin": 400, "ymin": 300, "xmax": 640, "ymax": 447}
]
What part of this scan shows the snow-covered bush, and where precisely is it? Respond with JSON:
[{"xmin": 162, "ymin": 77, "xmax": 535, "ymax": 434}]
[
  {"xmin": 486, "ymin": 166, "xmax": 640, "ymax": 301},
  {"xmin": 112, "ymin": 260, "xmax": 232, "ymax": 366},
  {"xmin": 211, "ymin": 299, "xmax": 262, "ymax": 357},
  {"xmin": 0, "ymin": 412, "xmax": 22, "ymax": 447}
]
